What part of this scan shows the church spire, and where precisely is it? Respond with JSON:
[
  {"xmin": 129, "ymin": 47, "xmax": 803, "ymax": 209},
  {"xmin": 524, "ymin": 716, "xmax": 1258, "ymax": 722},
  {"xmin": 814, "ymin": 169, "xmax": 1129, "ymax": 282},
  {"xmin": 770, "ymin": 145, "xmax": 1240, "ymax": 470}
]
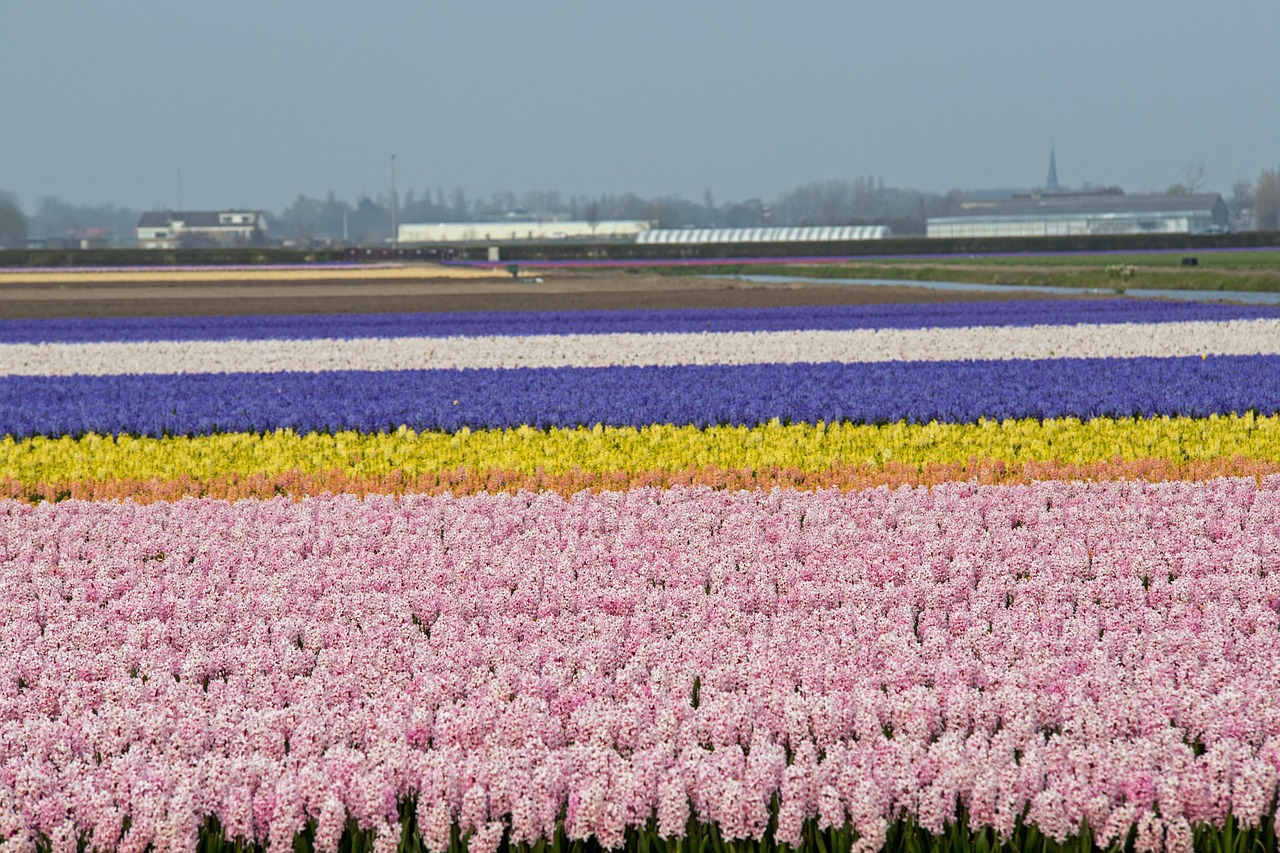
[{"xmin": 1046, "ymin": 142, "xmax": 1060, "ymax": 192}]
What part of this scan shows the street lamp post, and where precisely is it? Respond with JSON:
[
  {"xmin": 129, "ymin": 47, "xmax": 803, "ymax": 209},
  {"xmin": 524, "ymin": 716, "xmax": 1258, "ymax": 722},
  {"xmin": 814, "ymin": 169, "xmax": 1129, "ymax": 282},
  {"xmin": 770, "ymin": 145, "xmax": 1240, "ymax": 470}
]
[{"xmin": 390, "ymin": 154, "xmax": 398, "ymax": 246}]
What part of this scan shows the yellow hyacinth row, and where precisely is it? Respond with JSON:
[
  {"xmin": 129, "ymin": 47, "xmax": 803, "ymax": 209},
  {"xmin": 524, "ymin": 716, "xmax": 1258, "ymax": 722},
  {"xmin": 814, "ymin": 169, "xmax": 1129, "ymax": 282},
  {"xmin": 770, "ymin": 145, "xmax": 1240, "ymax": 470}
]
[{"xmin": 2, "ymin": 413, "xmax": 1279, "ymax": 486}]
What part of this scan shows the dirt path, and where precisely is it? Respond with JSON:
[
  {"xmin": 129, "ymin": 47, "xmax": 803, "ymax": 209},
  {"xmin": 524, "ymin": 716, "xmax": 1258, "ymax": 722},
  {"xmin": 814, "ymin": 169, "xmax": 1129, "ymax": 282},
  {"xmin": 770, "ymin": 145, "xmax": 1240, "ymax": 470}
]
[{"xmin": 0, "ymin": 267, "xmax": 1102, "ymax": 319}]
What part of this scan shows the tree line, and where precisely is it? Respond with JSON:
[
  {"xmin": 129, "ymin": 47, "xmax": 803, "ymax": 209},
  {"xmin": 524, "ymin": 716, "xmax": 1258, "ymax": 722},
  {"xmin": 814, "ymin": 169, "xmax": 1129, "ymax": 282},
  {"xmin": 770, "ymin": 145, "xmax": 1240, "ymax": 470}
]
[
  {"xmin": 273, "ymin": 177, "xmax": 946, "ymax": 245},
  {"xmin": 2, "ymin": 170, "xmax": 1278, "ymax": 249}
]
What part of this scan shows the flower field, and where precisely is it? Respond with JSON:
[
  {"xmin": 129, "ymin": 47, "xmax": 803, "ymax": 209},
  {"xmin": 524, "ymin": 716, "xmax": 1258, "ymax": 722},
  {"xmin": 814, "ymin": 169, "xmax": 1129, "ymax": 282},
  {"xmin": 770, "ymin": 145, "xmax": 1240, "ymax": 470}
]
[{"xmin": 4, "ymin": 297, "xmax": 1280, "ymax": 853}]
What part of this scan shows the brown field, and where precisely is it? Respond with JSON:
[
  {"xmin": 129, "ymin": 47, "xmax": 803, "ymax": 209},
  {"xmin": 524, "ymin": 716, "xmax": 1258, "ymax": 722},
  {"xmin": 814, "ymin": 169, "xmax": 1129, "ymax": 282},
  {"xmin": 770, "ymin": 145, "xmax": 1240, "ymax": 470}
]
[
  {"xmin": 0, "ymin": 264, "xmax": 498, "ymax": 285},
  {"xmin": 0, "ymin": 265, "xmax": 1104, "ymax": 319}
]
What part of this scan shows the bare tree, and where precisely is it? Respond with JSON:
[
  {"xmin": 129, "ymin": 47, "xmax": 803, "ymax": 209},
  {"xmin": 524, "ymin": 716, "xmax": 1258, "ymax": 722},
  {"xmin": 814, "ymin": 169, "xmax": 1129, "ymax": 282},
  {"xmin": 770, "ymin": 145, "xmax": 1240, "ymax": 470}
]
[
  {"xmin": 1230, "ymin": 178, "xmax": 1254, "ymax": 230},
  {"xmin": 0, "ymin": 191, "xmax": 27, "ymax": 247},
  {"xmin": 520, "ymin": 190, "xmax": 562, "ymax": 218},
  {"xmin": 449, "ymin": 187, "xmax": 468, "ymax": 221},
  {"xmin": 1181, "ymin": 159, "xmax": 1207, "ymax": 194}
]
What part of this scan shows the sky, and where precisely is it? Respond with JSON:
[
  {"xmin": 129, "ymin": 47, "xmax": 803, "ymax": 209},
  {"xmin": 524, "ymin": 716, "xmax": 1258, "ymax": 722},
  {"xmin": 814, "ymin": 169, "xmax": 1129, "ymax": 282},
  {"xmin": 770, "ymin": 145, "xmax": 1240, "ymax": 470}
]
[{"xmin": 2, "ymin": 1, "xmax": 1277, "ymax": 212}]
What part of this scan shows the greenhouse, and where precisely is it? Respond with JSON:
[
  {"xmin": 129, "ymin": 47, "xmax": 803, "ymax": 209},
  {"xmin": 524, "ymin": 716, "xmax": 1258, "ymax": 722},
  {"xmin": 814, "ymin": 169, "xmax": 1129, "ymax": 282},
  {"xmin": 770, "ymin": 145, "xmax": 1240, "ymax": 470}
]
[
  {"xmin": 926, "ymin": 192, "xmax": 1228, "ymax": 238},
  {"xmin": 636, "ymin": 225, "xmax": 890, "ymax": 244}
]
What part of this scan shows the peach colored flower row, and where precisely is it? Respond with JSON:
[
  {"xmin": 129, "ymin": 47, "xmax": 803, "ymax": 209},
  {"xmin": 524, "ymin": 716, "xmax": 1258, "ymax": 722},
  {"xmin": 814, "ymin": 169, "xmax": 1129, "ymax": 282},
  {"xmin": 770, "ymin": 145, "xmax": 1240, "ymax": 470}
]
[{"xmin": 4, "ymin": 456, "xmax": 1280, "ymax": 505}]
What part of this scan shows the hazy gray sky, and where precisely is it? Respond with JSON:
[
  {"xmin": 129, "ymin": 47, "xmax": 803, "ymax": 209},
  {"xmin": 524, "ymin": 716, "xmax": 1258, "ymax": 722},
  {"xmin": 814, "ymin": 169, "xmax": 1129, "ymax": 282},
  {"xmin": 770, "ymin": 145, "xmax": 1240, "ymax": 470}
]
[{"xmin": 3, "ymin": 1, "xmax": 1277, "ymax": 211}]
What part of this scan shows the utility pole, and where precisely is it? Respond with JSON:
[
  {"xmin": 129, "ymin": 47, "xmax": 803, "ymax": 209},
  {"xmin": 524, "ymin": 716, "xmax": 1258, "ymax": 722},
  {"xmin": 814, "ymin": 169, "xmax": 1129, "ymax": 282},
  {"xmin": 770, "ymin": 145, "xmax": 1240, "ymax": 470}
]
[{"xmin": 390, "ymin": 154, "xmax": 398, "ymax": 246}]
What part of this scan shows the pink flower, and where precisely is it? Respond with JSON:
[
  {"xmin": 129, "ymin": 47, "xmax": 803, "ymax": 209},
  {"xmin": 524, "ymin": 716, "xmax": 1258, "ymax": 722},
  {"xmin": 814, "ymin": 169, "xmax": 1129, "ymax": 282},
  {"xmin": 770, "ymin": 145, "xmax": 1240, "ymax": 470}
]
[
  {"xmin": 373, "ymin": 821, "xmax": 403, "ymax": 853},
  {"xmin": 657, "ymin": 774, "xmax": 688, "ymax": 840},
  {"xmin": 1135, "ymin": 812, "xmax": 1165, "ymax": 853},
  {"xmin": 1165, "ymin": 818, "xmax": 1193, "ymax": 853},
  {"xmin": 416, "ymin": 801, "xmax": 453, "ymax": 853},
  {"xmin": 468, "ymin": 821, "xmax": 505, "ymax": 853},
  {"xmin": 313, "ymin": 796, "xmax": 346, "ymax": 853}
]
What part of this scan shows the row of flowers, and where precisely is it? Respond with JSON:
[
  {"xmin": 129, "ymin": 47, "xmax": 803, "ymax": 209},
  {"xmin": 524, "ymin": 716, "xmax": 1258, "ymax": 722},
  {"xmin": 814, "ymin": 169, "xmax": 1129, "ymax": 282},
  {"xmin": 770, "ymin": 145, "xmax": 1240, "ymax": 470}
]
[
  {"xmin": 6, "ymin": 319, "xmax": 1280, "ymax": 377},
  {"xmin": 4, "ymin": 481, "xmax": 1280, "ymax": 852},
  {"xmin": 5, "ymin": 355, "xmax": 1280, "ymax": 438},
  {"xmin": 1, "ymin": 414, "xmax": 1278, "ymax": 485},
  {"xmin": 3, "ymin": 298, "xmax": 1275, "ymax": 345},
  {"xmin": 6, "ymin": 456, "xmax": 1280, "ymax": 505}
]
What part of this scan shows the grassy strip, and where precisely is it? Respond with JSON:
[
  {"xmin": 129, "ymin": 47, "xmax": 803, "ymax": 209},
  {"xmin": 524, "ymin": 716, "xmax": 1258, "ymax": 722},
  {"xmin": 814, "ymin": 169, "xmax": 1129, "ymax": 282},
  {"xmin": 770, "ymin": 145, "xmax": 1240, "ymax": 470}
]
[
  {"xmin": 3, "ymin": 415, "xmax": 1279, "ymax": 485},
  {"xmin": 912, "ymin": 251, "xmax": 1280, "ymax": 270},
  {"xmin": 739, "ymin": 251, "xmax": 1280, "ymax": 271},
  {"xmin": 13, "ymin": 811, "xmax": 1278, "ymax": 853},
  {"xmin": 689, "ymin": 263, "xmax": 1280, "ymax": 293},
  {"xmin": 8, "ymin": 456, "xmax": 1280, "ymax": 504}
]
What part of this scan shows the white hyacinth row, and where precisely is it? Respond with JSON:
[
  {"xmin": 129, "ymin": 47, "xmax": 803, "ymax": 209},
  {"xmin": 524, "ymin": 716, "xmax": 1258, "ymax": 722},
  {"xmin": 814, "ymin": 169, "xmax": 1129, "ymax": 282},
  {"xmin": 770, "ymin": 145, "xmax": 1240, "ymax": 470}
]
[{"xmin": 0, "ymin": 318, "xmax": 1276, "ymax": 377}]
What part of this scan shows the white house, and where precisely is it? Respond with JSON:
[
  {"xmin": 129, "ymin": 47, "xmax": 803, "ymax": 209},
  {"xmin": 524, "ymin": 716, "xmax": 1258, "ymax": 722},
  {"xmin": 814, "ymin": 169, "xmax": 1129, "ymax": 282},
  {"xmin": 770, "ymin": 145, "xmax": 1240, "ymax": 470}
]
[{"xmin": 136, "ymin": 210, "xmax": 269, "ymax": 249}]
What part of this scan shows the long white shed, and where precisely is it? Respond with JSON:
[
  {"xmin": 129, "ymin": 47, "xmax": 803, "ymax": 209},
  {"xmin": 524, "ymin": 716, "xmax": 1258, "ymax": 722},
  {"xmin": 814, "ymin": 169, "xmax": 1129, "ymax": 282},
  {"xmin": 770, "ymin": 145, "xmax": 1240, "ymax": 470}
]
[{"xmin": 636, "ymin": 226, "xmax": 890, "ymax": 245}]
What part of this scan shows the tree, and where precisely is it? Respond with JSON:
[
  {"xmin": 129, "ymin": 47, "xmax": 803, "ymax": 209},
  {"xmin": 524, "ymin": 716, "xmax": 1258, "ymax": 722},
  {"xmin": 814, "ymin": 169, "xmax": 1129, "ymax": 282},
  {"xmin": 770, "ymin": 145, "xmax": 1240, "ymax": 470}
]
[
  {"xmin": 27, "ymin": 196, "xmax": 137, "ymax": 245},
  {"xmin": 643, "ymin": 199, "xmax": 684, "ymax": 229},
  {"xmin": 941, "ymin": 189, "xmax": 968, "ymax": 216},
  {"xmin": 449, "ymin": 187, "xmax": 468, "ymax": 220},
  {"xmin": 486, "ymin": 191, "xmax": 517, "ymax": 216},
  {"xmin": 279, "ymin": 194, "xmax": 324, "ymax": 240},
  {"xmin": 1181, "ymin": 159, "xmax": 1207, "ymax": 193},
  {"xmin": 771, "ymin": 180, "xmax": 853, "ymax": 226},
  {"xmin": 520, "ymin": 190, "xmax": 562, "ymax": 218},
  {"xmin": 766, "ymin": 176, "xmax": 910, "ymax": 226},
  {"xmin": 399, "ymin": 189, "xmax": 446, "ymax": 226},
  {"xmin": 1230, "ymin": 178, "xmax": 1254, "ymax": 230},
  {"xmin": 585, "ymin": 201, "xmax": 600, "ymax": 235},
  {"xmin": 720, "ymin": 199, "xmax": 765, "ymax": 228},
  {"xmin": 1256, "ymin": 169, "xmax": 1280, "ymax": 232},
  {"xmin": 853, "ymin": 175, "xmax": 883, "ymax": 219},
  {"xmin": 0, "ymin": 192, "xmax": 27, "ymax": 247}
]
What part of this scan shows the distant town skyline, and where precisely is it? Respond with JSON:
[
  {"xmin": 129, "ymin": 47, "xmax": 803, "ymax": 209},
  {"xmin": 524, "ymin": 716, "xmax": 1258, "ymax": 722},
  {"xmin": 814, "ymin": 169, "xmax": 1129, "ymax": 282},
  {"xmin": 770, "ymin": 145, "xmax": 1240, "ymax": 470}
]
[{"xmin": 2, "ymin": 1, "xmax": 1277, "ymax": 212}]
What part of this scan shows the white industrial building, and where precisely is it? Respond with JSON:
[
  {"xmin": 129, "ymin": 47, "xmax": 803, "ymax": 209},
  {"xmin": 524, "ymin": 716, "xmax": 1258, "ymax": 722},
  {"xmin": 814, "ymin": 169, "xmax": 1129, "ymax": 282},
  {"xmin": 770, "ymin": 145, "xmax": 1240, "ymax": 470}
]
[
  {"xmin": 398, "ymin": 220, "xmax": 650, "ymax": 243},
  {"xmin": 136, "ymin": 210, "xmax": 268, "ymax": 249},
  {"xmin": 636, "ymin": 225, "xmax": 890, "ymax": 245},
  {"xmin": 926, "ymin": 193, "xmax": 1229, "ymax": 239}
]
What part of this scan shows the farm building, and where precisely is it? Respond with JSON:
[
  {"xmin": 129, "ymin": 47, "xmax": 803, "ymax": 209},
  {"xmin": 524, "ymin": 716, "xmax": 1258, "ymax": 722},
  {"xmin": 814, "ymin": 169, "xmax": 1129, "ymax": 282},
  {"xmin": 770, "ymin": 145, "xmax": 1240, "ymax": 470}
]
[
  {"xmin": 926, "ymin": 193, "xmax": 1228, "ymax": 239},
  {"xmin": 636, "ymin": 225, "xmax": 890, "ymax": 245},
  {"xmin": 398, "ymin": 220, "xmax": 650, "ymax": 243},
  {"xmin": 136, "ymin": 210, "xmax": 268, "ymax": 249}
]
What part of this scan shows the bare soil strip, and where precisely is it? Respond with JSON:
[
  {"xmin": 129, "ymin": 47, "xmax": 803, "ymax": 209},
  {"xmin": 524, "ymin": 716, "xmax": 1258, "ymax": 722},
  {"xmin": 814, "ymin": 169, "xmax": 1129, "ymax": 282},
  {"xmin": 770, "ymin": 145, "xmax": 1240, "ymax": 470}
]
[
  {"xmin": 0, "ymin": 263, "xmax": 497, "ymax": 284},
  {"xmin": 0, "ymin": 269, "xmax": 1102, "ymax": 319}
]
